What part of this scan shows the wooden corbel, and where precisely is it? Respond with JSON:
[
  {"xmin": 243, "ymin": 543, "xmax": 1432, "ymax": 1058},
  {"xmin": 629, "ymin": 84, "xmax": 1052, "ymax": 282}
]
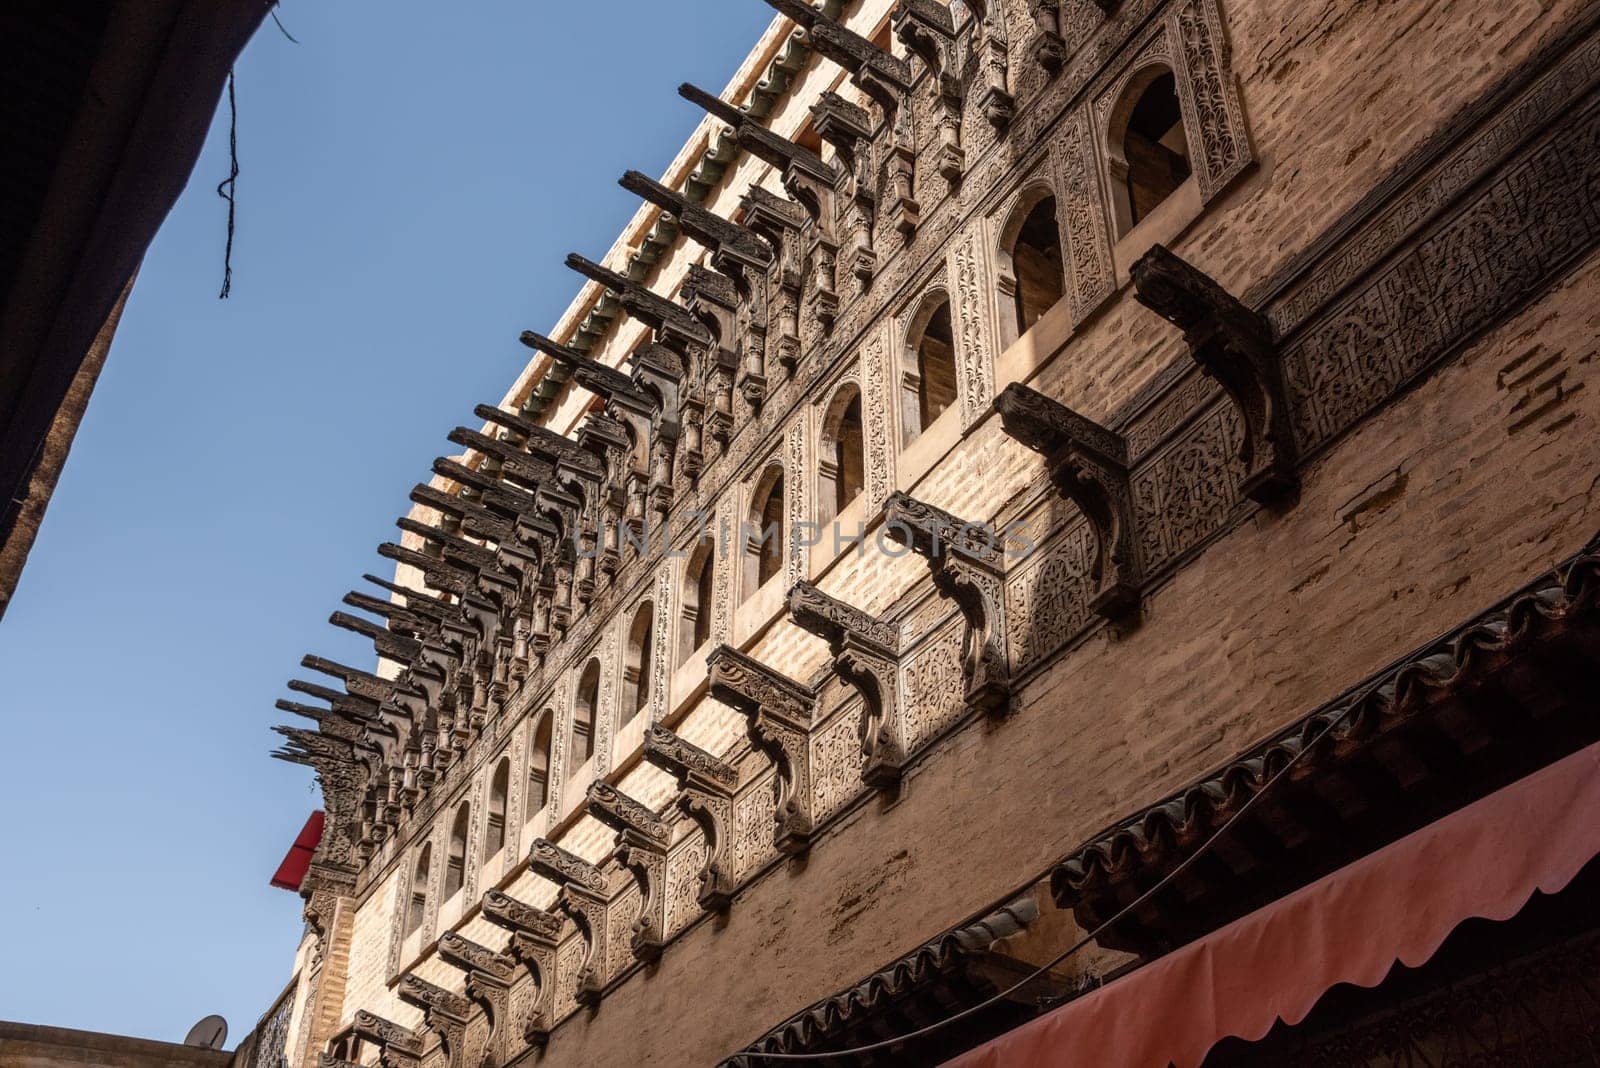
[
  {"xmin": 586, "ymin": 781, "xmax": 673, "ymax": 962},
  {"xmin": 707, "ymin": 645, "xmax": 818, "ymax": 855},
  {"xmin": 396, "ymin": 974, "xmax": 472, "ymax": 1068},
  {"xmin": 527, "ymin": 838, "xmax": 610, "ymax": 1007},
  {"xmin": 995, "ymin": 383, "xmax": 1145, "ymax": 622},
  {"xmin": 437, "ymin": 932, "xmax": 517, "ymax": 1068},
  {"xmin": 1132, "ymin": 244, "xmax": 1299, "ymax": 504},
  {"xmin": 643, "ymin": 725, "xmax": 740, "ymax": 911},
  {"xmin": 883, "ymin": 492, "xmax": 1011, "ymax": 717},
  {"xmin": 480, "ymin": 889, "xmax": 563, "ymax": 1049},
  {"xmin": 786, "ymin": 580, "xmax": 906, "ymax": 789}
]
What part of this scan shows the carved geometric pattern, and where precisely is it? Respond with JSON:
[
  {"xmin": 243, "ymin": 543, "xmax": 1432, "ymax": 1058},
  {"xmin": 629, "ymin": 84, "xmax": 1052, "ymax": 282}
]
[
  {"xmin": 811, "ymin": 709, "xmax": 867, "ymax": 822},
  {"xmin": 649, "ymin": 564, "xmax": 673, "ymax": 723},
  {"xmin": 1131, "ymin": 400, "xmax": 1245, "ymax": 570},
  {"xmin": 665, "ymin": 834, "xmax": 709, "ymax": 936},
  {"xmin": 862, "ymin": 323, "xmax": 897, "ymax": 513},
  {"xmin": 899, "ymin": 619, "xmax": 968, "ymax": 750},
  {"xmin": 463, "ymin": 774, "xmax": 486, "ymax": 902},
  {"xmin": 1051, "ymin": 105, "xmax": 1115, "ymax": 323},
  {"xmin": 553, "ymin": 938, "xmax": 584, "ymax": 1021},
  {"xmin": 595, "ymin": 628, "xmax": 619, "ymax": 776},
  {"xmin": 786, "ymin": 419, "xmax": 808, "ymax": 587},
  {"xmin": 1285, "ymin": 93, "xmax": 1600, "ymax": 454},
  {"xmin": 385, "ymin": 866, "xmax": 408, "ymax": 977},
  {"xmin": 1006, "ymin": 520, "xmax": 1096, "ymax": 670},
  {"xmin": 504, "ymin": 724, "xmax": 527, "ymax": 877},
  {"xmin": 733, "ymin": 772, "xmax": 779, "ymax": 881},
  {"xmin": 606, "ymin": 883, "xmax": 641, "ymax": 978},
  {"xmin": 1168, "ymin": 0, "xmax": 1251, "ymax": 200},
  {"xmin": 545, "ymin": 679, "xmax": 570, "ymax": 825},
  {"xmin": 950, "ymin": 226, "xmax": 996, "ymax": 429}
]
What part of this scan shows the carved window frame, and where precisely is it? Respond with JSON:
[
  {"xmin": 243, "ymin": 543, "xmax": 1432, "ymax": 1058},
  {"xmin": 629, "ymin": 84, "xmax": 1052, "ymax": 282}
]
[
  {"xmin": 994, "ymin": 174, "xmax": 1068, "ymax": 350},
  {"xmin": 1089, "ymin": 0, "xmax": 1253, "ymax": 263},
  {"xmin": 899, "ymin": 284, "xmax": 958, "ymax": 446},
  {"xmin": 679, "ymin": 535, "xmax": 718, "ymax": 667},
  {"xmin": 526, "ymin": 705, "xmax": 555, "ymax": 833},
  {"xmin": 741, "ymin": 459, "xmax": 788, "ymax": 603},
  {"xmin": 816, "ymin": 374, "xmax": 866, "ymax": 529},
  {"xmin": 619, "ymin": 598, "xmax": 655, "ymax": 730}
]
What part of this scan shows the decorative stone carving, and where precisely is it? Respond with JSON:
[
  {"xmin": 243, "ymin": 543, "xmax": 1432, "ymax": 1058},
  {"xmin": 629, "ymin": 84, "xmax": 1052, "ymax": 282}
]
[
  {"xmin": 527, "ymin": 838, "xmax": 609, "ymax": 1006},
  {"xmin": 707, "ymin": 645, "xmax": 818, "ymax": 854},
  {"xmin": 861, "ymin": 324, "xmax": 898, "ymax": 512},
  {"xmin": 787, "ymin": 580, "xmax": 906, "ymax": 788},
  {"xmin": 397, "ymin": 974, "xmax": 471, "ymax": 1068},
  {"xmin": 883, "ymin": 492, "xmax": 1010, "ymax": 717},
  {"xmin": 1050, "ymin": 106, "xmax": 1115, "ymax": 324},
  {"xmin": 1168, "ymin": 0, "xmax": 1251, "ymax": 200},
  {"xmin": 586, "ymin": 781, "xmax": 671, "ymax": 962},
  {"xmin": 644, "ymin": 725, "xmax": 740, "ymax": 911},
  {"xmin": 995, "ymin": 384, "xmax": 1144, "ymax": 621},
  {"xmin": 481, "ymin": 889, "xmax": 562, "ymax": 1049},
  {"xmin": 438, "ymin": 932, "xmax": 516, "ymax": 1068},
  {"xmin": 350, "ymin": 1011, "xmax": 423, "ymax": 1068},
  {"xmin": 949, "ymin": 227, "xmax": 996, "ymax": 428},
  {"xmin": 1131, "ymin": 244, "xmax": 1298, "ymax": 503}
]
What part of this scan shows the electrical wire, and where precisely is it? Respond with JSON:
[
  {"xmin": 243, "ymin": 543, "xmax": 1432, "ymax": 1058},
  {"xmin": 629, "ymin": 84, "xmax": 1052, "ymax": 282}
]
[{"xmin": 735, "ymin": 700, "xmax": 1359, "ymax": 1062}]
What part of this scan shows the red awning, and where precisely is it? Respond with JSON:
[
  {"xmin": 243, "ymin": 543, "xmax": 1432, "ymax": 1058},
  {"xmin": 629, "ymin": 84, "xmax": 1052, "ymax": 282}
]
[
  {"xmin": 944, "ymin": 740, "xmax": 1600, "ymax": 1068},
  {"xmin": 270, "ymin": 811, "xmax": 325, "ymax": 891}
]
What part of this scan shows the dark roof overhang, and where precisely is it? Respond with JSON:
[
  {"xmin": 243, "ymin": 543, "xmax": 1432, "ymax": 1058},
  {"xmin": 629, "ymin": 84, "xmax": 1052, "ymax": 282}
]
[{"xmin": 1053, "ymin": 531, "xmax": 1600, "ymax": 957}]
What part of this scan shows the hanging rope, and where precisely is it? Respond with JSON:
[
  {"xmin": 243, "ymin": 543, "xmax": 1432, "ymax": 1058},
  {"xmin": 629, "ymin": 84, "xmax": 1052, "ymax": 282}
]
[{"xmin": 216, "ymin": 69, "xmax": 238, "ymax": 299}]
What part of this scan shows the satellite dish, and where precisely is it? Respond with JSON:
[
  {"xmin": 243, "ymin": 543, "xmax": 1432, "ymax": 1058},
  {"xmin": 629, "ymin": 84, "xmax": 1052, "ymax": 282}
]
[{"xmin": 184, "ymin": 1014, "xmax": 228, "ymax": 1050}]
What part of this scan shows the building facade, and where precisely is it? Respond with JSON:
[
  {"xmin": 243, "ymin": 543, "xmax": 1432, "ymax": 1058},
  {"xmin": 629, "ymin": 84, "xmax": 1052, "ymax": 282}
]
[{"xmin": 244, "ymin": 0, "xmax": 1600, "ymax": 1064}]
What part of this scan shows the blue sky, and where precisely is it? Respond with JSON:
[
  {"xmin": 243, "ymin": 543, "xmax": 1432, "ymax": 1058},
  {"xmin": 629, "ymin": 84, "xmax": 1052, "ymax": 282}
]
[{"xmin": 0, "ymin": 0, "xmax": 774, "ymax": 1043}]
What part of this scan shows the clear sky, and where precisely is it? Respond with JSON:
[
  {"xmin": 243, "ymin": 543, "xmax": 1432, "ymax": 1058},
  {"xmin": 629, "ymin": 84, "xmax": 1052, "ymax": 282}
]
[{"xmin": 0, "ymin": 0, "xmax": 775, "ymax": 1044}]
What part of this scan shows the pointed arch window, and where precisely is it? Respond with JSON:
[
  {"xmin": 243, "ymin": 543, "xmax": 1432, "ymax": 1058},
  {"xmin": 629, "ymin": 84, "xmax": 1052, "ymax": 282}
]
[
  {"xmin": 444, "ymin": 803, "xmax": 469, "ymax": 899},
  {"xmin": 622, "ymin": 602, "xmax": 654, "ymax": 725},
  {"xmin": 406, "ymin": 844, "xmax": 430, "ymax": 936},
  {"xmin": 904, "ymin": 297, "xmax": 958, "ymax": 444},
  {"xmin": 820, "ymin": 384, "xmax": 865, "ymax": 523},
  {"xmin": 1000, "ymin": 192, "xmax": 1065, "ymax": 344},
  {"xmin": 485, "ymin": 759, "xmax": 509, "ymax": 860},
  {"xmin": 573, "ymin": 660, "xmax": 600, "ymax": 766},
  {"xmin": 1111, "ymin": 68, "xmax": 1191, "ymax": 235},
  {"xmin": 681, "ymin": 538, "xmax": 717, "ymax": 663},
  {"xmin": 744, "ymin": 466, "xmax": 786, "ymax": 599},
  {"xmin": 528, "ymin": 712, "xmax": 552, "ymax": 813}
]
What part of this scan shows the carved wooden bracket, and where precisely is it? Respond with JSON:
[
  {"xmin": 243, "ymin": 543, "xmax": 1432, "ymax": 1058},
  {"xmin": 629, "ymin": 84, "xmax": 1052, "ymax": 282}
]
[
  {"xmin": 786, "ymin": 580, "xmax": 907, "ymax": 789},
  {"xmin": 586, "ymin": 781, "xmax": 672, "ymax": 962},
  {"xmin": 707, "ymin": 645, "xmax": 818, "ymax": 855},
  {"xmin": 741, "ymin": 186, "xmax": 808, "ymax": 373},
  {"xmin": 896, "ymin": 1, "xmax": 963, "ymax": 171},
  {"xmin": 349, "ymin": 1011, "xmax": 424, "ymax": 1068},
  {"xmin": 1132, "ymin": 244, "xmax": 1300, "ymax": 504},
  {"xmin": 995, "ymin": 384, "xmax": 1146, "ymax": 622},
  {"xmin": 527, "ymin": 838, "xmax": 610, "ymax": 1007},
  {"xmin": 883, "ymin": 492, "xmax": 1011, "ymax": 717},
  {"xmin": 481, "ymin": 889, "xmax": 563, "ymax": 1049},
  {"xmin": 643, "ymin": 725, "xmax": 740, "ymax": 910},
  {"xmin": 437, "ymin": 932, "xmax": 517, "ymax": 1068},
  {"xmin": 397, "ymin": 974, "xmax": 471, "ymax": 1068}
]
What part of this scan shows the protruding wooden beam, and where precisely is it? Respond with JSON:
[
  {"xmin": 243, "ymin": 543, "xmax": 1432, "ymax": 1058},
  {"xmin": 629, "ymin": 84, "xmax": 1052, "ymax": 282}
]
[
  {"xmin": 788, "ymin": 580, "xmax": 906, "ymax": 789},
  {"xmin": 586, "ymin": 782, "xmax": 671, "ymax": 962},
  {"xmin": 994, "ymin": 383, "xmax": 1145, "ymax": 623},
  {"xmin": 1132, "ymin": 244, "xmax": 1298, "ymax": 504},
  {"xmin": 883, "ymin": 492, "xmax": 1011, "ymax": 717},
  {"xmin": 644, "ymin": 725, "xmax": 739, "ymax": 911},
  {"xmin": 708, "ymin": 645, "xmax": 817, "ymax": 854},
  {"xmin": 619, "ymin": 169, "xmax": 773, "ymax": 277}
]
